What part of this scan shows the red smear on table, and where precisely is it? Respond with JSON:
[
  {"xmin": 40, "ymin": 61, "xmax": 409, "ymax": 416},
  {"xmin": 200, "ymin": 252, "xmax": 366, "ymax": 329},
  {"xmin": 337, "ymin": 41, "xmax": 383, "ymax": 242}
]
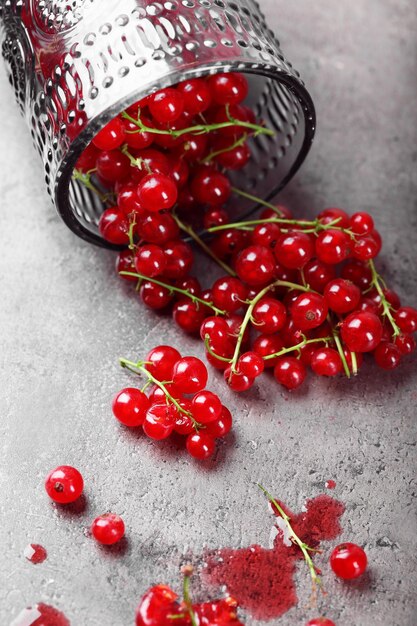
[
  {"xmin": 24, "ymin": 544, "xmax": 47, "ymax": 564},
  {"xmin": 11, "ymin": 603, "xmax": 69, "ymax": 626},
  {"xmin": 325, "ymin": 480, "xmax": 337, "ymax": 490},
  {"xmin": 204, "ymin": 494, "xmax": 345, "ymax": 621}
]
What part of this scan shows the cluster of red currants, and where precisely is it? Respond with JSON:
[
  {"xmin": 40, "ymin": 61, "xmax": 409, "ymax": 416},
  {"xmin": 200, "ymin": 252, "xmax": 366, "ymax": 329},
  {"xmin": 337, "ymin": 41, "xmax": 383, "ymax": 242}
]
[
  {"xmin": 114, "ymin": 346, "xmax": 232, "ymax": 460},
  {"xmin": 135, "ymin": 568, "xmax": 243, "ymax": 626},
  {"xmin": 44, "ymin": 465, "xmax": 125, "ymax": 545}
]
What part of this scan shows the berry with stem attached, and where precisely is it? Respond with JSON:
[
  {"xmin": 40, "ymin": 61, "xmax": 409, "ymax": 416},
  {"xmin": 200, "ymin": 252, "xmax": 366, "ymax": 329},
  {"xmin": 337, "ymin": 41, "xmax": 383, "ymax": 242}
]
[{"xmin": 112, "ymin": 388, "xmax": 151, "ymax": 427}]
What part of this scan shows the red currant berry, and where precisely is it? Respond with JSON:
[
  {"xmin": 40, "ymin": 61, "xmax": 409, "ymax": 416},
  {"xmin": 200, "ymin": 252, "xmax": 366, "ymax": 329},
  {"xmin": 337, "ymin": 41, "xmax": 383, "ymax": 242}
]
[
  {"xmin": 303, "ymin": 258, "xmax": 337, "ymax": 293},
  {"xmin": 394, "ymin": 306, "xmax": 417, "ymax": 334},
  {"xmin": 173, "ymin": 300, "xmax": 207, "ymax": 334},
  {"xmin": 306, "ymin": 619, "xmax": 335, "ymax": 626},
  {"xmin": 132, "ymin": 148, "xmax": 171, "ymax": 179},
  {"xmin": 174, "ymin": 134, "xmax": 208, "ymax": 162},
  {"xmin": 200, "ymin": 316, "xmax": 230, "ymax": 346},
  {"xmin": 143, "ymin": 404, "xmax": 176, "ymax": 440},
  {"xmin": 251, "ymin": 297, "xmax": 286, "ymax": 334},
  {"xmin": 341, "ymin": 260, "xmax": 372, "ymax": 289},
  {"xmin": 174, "ymin": 409, "xmax": 195, "ymax": 436},
  {"xmin": 191, "ymin": 390, "xmax": 222, "ymax": 423},
  {"xmin": 204, "ymin": 405, "xmax": 233, "ymax": 438},
  {"xmin": 137, "ymin": 212, "xmax": 179, "ymax": 244},
  {"xmin": 148, "ymin": 383, "xmax": 183, "ymax": 404},
  {"xmin": 135, "ymin": 585, "xmax": 180, "ymax": 626},
  {"xmin": 117, "ymin": 184, "xmax": 144, "ymax": 216},
  {"xmin": 210, "ymin": 229, "xmax": 247, "ymax": 259},
  {"xmin": 140, "ymin": 281, "xmax": 173, "ymax": 309},
  {"xmin": 190, "ymin": 167, "xmax": 231, "ymax": 206},
  {"xmin": 315, "ymin": 230, "xmax": 351, "ymax": 264},
  {"xmin": 341, "ymin": 311, "xmax": 383, "ymax": 352},
  {"xmin": 148, "ymin": 87, "xmax": 184, "ymax": 123},
  {"xmin": 186, "ymin": 432, "xmax": 216, "ymax": 459},
  {"xmin": 251, "ymin": 222, "xmax": 281, "ymax": 249},
  {"xmin": 121, "ymin": 114, "xmax": 154, "ymax": 150},
  {"xmin": 349, "ymin": 211, "xmax": 374, "ymax": 235},
  {"xmin": 112, "ymin": 388, "xmax": 150, "ymax": 427},
  {"xmin": 172, "ymin": 357, "xmax": 208, "ymax": 393},
  {"xmin": 212, "ymin": 104, "xmax": 254, "ymax": 137},
  {"xmin": 93, "ymin": 118, "xmax": 125, "ymax": 150},
  {"xmin": 318, "ymin": 207, "xmax": 350, "ymax": 228},
  {"xmin": 237, "ymin": 351, "xmax": 264, "ymax": 378},
  {"xmin": 203, "ymin": 208, "xmax": 229, "ymax": 230},
  {"xmin": 208, "ymin": 72, "xmax": 248, "ymax": 105},
  {"xmin": 352, "ymin": 234, "xmax": 380, "ymax": 260},
  {"xmin": 291, "ymin": 292, "xmax": 328, "ymax": 331},
  {"xmin": 162, "ymin": 240, "xmax": 193, "ymax": 279},
  {"xmin": 98, "ymin": 208, "xmax": 130, "ymax": 245},
  {"xmin": 116, "ymin": 249, "xmax": 136, "ymax": 281},
  {"xmin": 76, "ymin": 143, "xmax": 100, "ymax": 172},
  {"xmin": 205, "ymin": 344, "xmax": 234, "ymax": 370},
  {"xmin": 273, "ymin": 357, "xmax": 306, "ymax": 390},
  {"xmin": 45, "ymin": 466, "xmax": 83, "ymax": 504},
  {"xmin": 224, "ymin": 367, "xmax": 254, "ymax": 392},
  {"xmin": 330, "ymin": 543, "xmax": 367, "ymax": 580},
  {"xmin": 235, "ymin": 245, "xmax": 276, "ymax": 286},
  {"xmin": 310, "ymin": 348, "xmax": 342, "ymax": 376},
  {"xmin": 96, "ymin": 150, "xmax": 130, "ymax": 183},
  {"xmin": 177, "ymin": 78, "xmax": 212, "ymax": 115},
  {"xmin": 135, "ymin": 244, "xmax": 166, "ymax": 277},
  {"xmin": 211, "ymin": 137, "xmax": 251, "ymax": 170},
  {"xmin": 324, "ymin": 279, "xmax": 361, "ymax": 314},
  {"xmin": 211, "ymin": 277, "xmax": 248, "ymax": 313},
  {"xmin": 175, "ymin": 276, "xmax": 201, "ymax": 297},
  {"xmin": 145, "ymin": 346, "xmax": 181, "ymax": 381},
  {"xmin": 274, "ymin": 232, "xmax": 314, "ymax": 269},
  {"xmin": 374, "ymin": 342, "xmax": 402, "ymax": 370},
  {"xmin": 253, "ymin": 334, "xmax": 284, "ymax": 367},
  {"xmin": 394, "ymin": 333, "xmax": 416, "ymax": 355},
  {"xmin": 137, "ymin": 173, "xmax": 178, "ymax": 212},
  {"xmin": 91, "ymin": 513, "xmax": 125, "ymax": 545}
]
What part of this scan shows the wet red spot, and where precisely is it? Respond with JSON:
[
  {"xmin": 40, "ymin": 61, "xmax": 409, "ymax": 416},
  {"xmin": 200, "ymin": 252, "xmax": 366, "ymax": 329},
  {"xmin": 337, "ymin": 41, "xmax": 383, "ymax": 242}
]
[
  {"xmin": 204, "ymin": 495, "xmax": 344, "ymax": 621},
  {"xmin": 24, "ymin": 544, "xmax": 47, "ymax": 564},
  {"xmin": 11, "ymin": 603, "xmax": 69, "ymax": 626},
  {"xmin": 325, "ymin": 480, "xmax": 337, "ymax": 490}
]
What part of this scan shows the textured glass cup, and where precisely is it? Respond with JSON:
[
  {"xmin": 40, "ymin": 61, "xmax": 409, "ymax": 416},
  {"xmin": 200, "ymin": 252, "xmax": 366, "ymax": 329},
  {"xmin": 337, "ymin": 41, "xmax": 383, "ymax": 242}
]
[{"xmin": 0, "ymin": 0, "xmax": 316, "ymax": 248}]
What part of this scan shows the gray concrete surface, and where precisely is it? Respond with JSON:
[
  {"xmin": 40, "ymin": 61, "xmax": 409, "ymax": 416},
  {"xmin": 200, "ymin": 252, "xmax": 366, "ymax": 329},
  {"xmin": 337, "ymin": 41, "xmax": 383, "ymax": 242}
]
[{"xmin": 1, "ymin": 1, "xmax": 416, "ymax": 624}]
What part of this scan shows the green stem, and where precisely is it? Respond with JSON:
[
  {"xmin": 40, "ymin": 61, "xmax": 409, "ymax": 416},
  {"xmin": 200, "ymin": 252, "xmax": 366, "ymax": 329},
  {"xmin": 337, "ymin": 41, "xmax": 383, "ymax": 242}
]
[
  {"xmin": 206, "ymin": 215, "xmax": 344, "ymax": 234},
  {"xmin": 368, "ymin": 259, "xmax": 401, "ymax": 338},
  {"xmin": 257, "ymin": 484, "xmax": 322, "ymax": 592},
  {"xmin": 119, "ymin": 271, "xmax": 226, "ymax": 316},
  {"xmin": 204, "ymin": 334, "xmax": 233, "ymax": 363},
  {"xmin": 332, "ymin": 330, "xmax": 351, "ymax": 378},
  {"xmin": 122, "ymin": 109, "xmax": 274, "ymax": 139},
  {"xmin": 182, "ymin": 575, "xmax": 198, "ymax": 626},
  {"xmin": 263, "ymin": 336, "xmax": 332, "ymax": 361},
  {"xmin": 120, "ymin": 145, "xmax": 151, "ymax": 174},
  {"xmin": 173, "ymin": 215, "xmax": 236, "ymax": 277},
  {"xmin": 72, "ymin": 169, "xmax": 111, "ymax": 204},
  {"xmin": 231, "ymin": 187, "xmax": 284, "ymax": 217},
  {"xmin": 202, "ymin": 134, "xmax": 248, "ymax": 164}
]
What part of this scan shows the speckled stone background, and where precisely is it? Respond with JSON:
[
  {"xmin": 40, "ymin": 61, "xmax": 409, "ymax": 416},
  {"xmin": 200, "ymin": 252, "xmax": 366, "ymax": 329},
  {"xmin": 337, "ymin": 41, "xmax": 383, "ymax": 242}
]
[{"xmin": 1, "ymin": 1, "xmax": 416, "ymax": 625}]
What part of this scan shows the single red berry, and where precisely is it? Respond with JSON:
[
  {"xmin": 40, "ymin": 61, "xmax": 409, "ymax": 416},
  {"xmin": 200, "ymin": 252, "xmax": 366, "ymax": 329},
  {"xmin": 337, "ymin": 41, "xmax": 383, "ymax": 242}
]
[
  {"xmin": 96, "ymin": 150, "xmax": 130, "ymax": 182},
  {"xmin": 121, "ymin": 114, "xmax": 154, "ymax": 150},
  {"xmin": 330, "ymin": 543, "xmax": 367, "ymax": 580},
  {"xmin": 177, "ymin": 78, "xmax": 212, "ymax": 115},
  {"xmin": 235, "ymin": 245, "xmax": 276, "ymax": 286},
  {"xmin": 143, "ymin": 404, "xmax": 176, "ymax": 440},
  {"xmin": 172, "ymin": 357, "xmax": 208, "ymax": 393},
  {"xmin": 203, "ymin": 208, "xmax": 229, "ymax": 230},
  {"xmin": 186, "ymin": 432, "xmax": 216, "ymax": 459},
  {"xmin": 135, "ymin": 244, "xmax": 166, "ymax": 277},
  {"xmin": 175, "ymin": 276, "xmax": 201, "ymax": 297},
  {"xmin": 324, "ymin": 279, "xmax": 361, "ymax": 314},
  {"xmin": 310, "ymin": 348, "xmax": 343, "ymax": 377},
  {"xmin": 162, "ymin": 240, "xmax": 193, "ymax": 279},
  {"xmin": 190, "ymin": 167, "xmax": 231, "ymax": 206},
  {"xmin": 215, "ymin": 140, "xmax": 250, "ymax": 170},
  {"xmin": 374, "ymin": 342, "xmax": 402, "ymax": 370},
  {"xmin": 212, "ymin": 103, "xmax": 254, "ymax": 137},
  {"xmin": 136, "ymin": 212, "xmax": 180, "ymax": 244},
  {"xmin": 306, "ymin": 619, "xmax": 336, "ymax": 626},
  {"xmin": 291, "ymin": 292, "xmax": 328, "ymax": 331},
  {"xmin": 137, "ymin": 173, "xmax": 178, "ymax": 212},
  {"xmin": 131, "ymin": 148, "xmax": 171, "ymax": 180},
  {"xmin": 349, "ymin": 212, "xmax": 374, "ymax": 235},
  {"xmin": 394, "ymin": 306, "xmax": 417, "ymax": 334},
  {"xmin": 148, "ymin": 87, "xmax": 184, "ymax": 123},
  {"xmin": 341, "ymin": 260, "xmax": 372, "ymax": 289},
  {"xmin": 252, "ymin": 334, "xmax": 284, "ymax": 367},
  {"xmin": 205, "ymin": 344, "xmax": 234, "ymax": 370},
  {"xmin": 340, "ymin": 311, "xmax": 383, "ymax": 352},
  {"xmin": 45, "ymin": 466, "xmax": 84, "ymax": 504},
  {"xmin": 91, "ymin": 513, "xmax": 125, "ymax": 545},
  {"xmin": 140, "ymin": 281, "xmax": 173, "ymax": 309},
  {"xmin": 174, "ymin": 134, "xmax": 208, "ymax": 162},
  {"xmin": 174, "ymin": 406, "xmax": 195, "ymax": 436},
  {"xmin": 251, "ymin": 297, "xmax": 286, "ymax": 334},
  {"xmin": 173, "ymin": 300, "xmax": 207, "ymax": 334},
  {"xmin": 98, "ymin": 207, "xmax": 130, "ymax": 245},
  {"xmin": 208, "ymin": 72, "xmax": 248, "ymax": 105},
  {"xmin": 394, "ymin": 333, "xmax": 416, "ymax": 355},
  {"xmin": 200, "ymin": 316, "xmax": 231, "ymax": 347},
  {"xmin": 112, "ymin": 388, "xmax": 150, "ymax": 427},
  {"xmin": 302, "ymin": 258, "xmax": 337, "ymax": 293},
  {"xmin": 211, "ymin": 277, "xmax": 248, "ymax": 313},
  {"xmin": 148, "ymin": 383, "xmax": 183, "ymax": 404},
  {"xmin": 251, "ymin": 222, "xmax": 281, "ymax": 249},
  {"xmin": 318, "ymin": 207, "xmax": 350, "ymax": 228},
  {"xmin": 237, "ymin": 351, "xmax": 264, "ymax": 378},
  {"xmin": 117, "ymin": 184, "xmax": 145, "ymax": 216},
  {"xmin": 273, "ymin": 357, "xmax": 306, "ymax": 390},
  {"xmin": 76, "ymin": 143, "xmax": 100, "ymax": 172},
  {"xmin": 145, "ymin": 346, "xmax": 181, "ymax": 381},
  {"xmin": 135, "ymin": 585, "xmax": 181, "ymax": 626},
  {"xmin": 191, "ymin": 390, "xmax": 222, "ymax": 423},
  {"xmin": 116, "ymin": 249, "xmax": 136, "ymax": 281},
  {"xmin": 315, "ymin": 230, "xmax": 351, "ymax": 264},
  {"xmin": 224, "ymin": 367, "xmax": 254, "ymax": 392},
  {"xmin": 93, "ymin": 117, "xmax": 125, "ymax": 150},
  {"xmin": 204, "ymin": 405, "xmax": 233, "ymax": 438},
  {"xmin": 210, "ymin": 229, "xmax": 247, "ymax": 259},
  {"xmin": 352, "ymin": 233, "xmax": 381, "ymax": 260},
  {"xmin": 274, "ymin": 232, "xmax": 314, "ymax": 269}
]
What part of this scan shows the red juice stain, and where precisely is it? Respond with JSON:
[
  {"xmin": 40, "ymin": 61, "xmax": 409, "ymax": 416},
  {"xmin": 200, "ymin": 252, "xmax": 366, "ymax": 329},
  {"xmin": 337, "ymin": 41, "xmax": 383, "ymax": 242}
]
[
  {"xmin": 24, "ymin": 544, "xmax": 47, "ymax": 564},
  {"xmin": 10, "ymin": 604, "xmax": 69, "ymax": 626},
  {"xmin": 325, "ymin": 480, "xmax": 337, "ymax": 490},
  {"xmin": 204, "ymin": 494, "xmax": 345, "ymax": 621}
]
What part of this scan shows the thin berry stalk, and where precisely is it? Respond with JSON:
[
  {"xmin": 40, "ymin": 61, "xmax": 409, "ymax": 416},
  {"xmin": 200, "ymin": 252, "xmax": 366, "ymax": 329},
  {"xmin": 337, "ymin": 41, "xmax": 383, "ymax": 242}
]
[
  {"xmin": 231, "ymin": 187, "xmax": 284, "ymax": 217},
  {"xmin": 206, "ymin": 215, "xmax": 345, "ymax": 234},
  {"xmin": 182, "ymin": 573, "xmax": 198, "ymax": 626},
  {"xmin": 368, "ymin": 259, "xmax": 401, "ymax": 338},
  {"xmin": 202, "ymin": 133, "xmax": 248, "ymax": 164},
  {"xmin": 263, "ymin": 336, "xmax": 333, "ymax": 361},
  {"xmin": 72, "ymin": 169, "xmax": 112, "ymax": 205}
]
